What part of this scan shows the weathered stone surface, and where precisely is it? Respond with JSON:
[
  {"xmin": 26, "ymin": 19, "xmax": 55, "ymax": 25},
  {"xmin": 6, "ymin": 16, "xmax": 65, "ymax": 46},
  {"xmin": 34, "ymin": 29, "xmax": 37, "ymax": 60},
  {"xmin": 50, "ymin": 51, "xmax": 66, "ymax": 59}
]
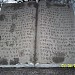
[
  {"xmin": 0, "ymin": 0, "xmax": 75, "ymax": 65},
  {"xmin": 0, "ymin": 68, "xmax": 74, "ymax": 75},
  {"xmin": 0, "ymin": 2, "xmax": 36, "ymax": 64},
  {"xmin": 52, "ymin": 56, "xmax": 65, "ymax": 63},
  {"xmin": 0, "ymin": 14, "xmax": 5, "ymax": 21},
  {"xmin": 0, "ymin": 58, "xmax": 8, "ymax": 65},
  {"xmin": 36, "ymin": 0, "xmax": 74, "ymax": 64}
]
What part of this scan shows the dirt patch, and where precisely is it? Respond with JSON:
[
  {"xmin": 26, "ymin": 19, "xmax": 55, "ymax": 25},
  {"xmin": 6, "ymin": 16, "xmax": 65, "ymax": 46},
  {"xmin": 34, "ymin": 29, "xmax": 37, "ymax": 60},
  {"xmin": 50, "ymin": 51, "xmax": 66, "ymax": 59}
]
[
  {"xmin": 52, "ymin": 56, "xmax": 65, "ymax": 63},
  {"xmin": 0, "ymin": 14, "xmax": 6, "ymax": 21},
  {"xmin": 52, "ymin": 52, "xmax": 65, "ymax": 63},
  {"xmin": 0, "ymin": 58, "xmax": 8, "ymax": 65},
  {"xmin": 10, "ymin": 58, "xmax": 19, "ymax": 65}
]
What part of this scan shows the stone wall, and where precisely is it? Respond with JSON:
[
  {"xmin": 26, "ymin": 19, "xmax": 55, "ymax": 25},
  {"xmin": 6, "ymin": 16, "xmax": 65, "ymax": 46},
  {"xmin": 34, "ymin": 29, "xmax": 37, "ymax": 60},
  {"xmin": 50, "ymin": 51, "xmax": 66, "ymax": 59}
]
[
  {"xmin": 0, "ymin": 2, "xmax": 36, "ymax": 65},
  {"xmin": 36, "ymin": 0, "xmax": 74, "ymax": 64},
  {"xmin": 0, "ymin": 0, "xmax": 75, "ymax": 65}
]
